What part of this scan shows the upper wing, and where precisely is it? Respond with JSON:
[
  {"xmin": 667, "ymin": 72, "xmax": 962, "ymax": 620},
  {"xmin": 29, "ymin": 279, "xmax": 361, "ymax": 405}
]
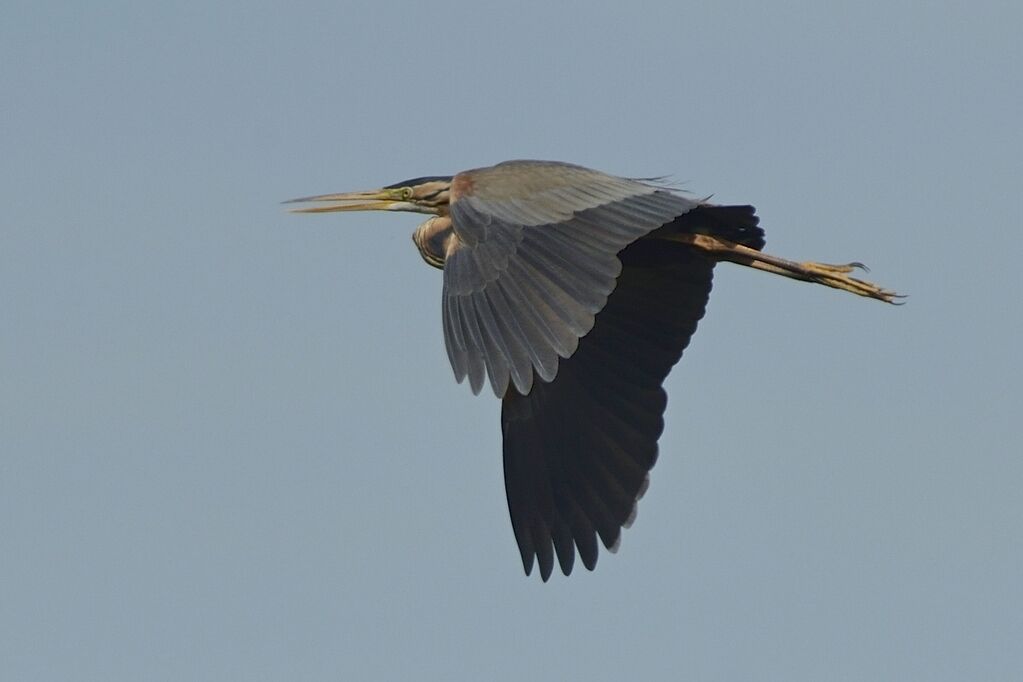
[
  {"xmin": 442, "ymin": 160, "xmax": 699, "ymax": 397},
  {"xmin": 501, "ymin": 239, "xmax": 716, "ymax": 580}
]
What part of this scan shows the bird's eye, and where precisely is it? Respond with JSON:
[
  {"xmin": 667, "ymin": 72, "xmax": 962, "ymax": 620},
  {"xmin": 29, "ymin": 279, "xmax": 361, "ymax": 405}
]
[{"xmin": 401, "ymin": 187, "xmax": 413, "ymax": 200}]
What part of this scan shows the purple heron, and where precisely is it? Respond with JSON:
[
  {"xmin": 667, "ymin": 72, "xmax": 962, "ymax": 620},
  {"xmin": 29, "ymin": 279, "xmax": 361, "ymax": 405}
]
[{"xmin": 288, "ymin": 159, "xmax": 900, "ymax": 581}]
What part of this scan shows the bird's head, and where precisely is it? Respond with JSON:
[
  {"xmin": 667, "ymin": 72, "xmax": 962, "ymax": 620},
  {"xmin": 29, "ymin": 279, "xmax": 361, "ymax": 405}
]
[{"xmin": 285, "ymin": 175, "xmax": 453, "ymax": 216}]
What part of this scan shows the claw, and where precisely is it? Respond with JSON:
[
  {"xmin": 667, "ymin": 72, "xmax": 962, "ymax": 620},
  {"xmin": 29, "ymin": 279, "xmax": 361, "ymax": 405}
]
[
  {"xmin": 800, "ymin": 261, "xmax": 902, "ymax": 304},
  {"xmin": 802, "ymin": 262, "xmax": 865, "ymax": 276}
]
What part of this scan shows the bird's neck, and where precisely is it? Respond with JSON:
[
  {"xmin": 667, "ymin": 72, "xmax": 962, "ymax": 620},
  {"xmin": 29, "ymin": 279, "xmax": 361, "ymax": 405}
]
[{"xmin": 412, "ymin": 216, "xmax": 454, "ymax": 270}]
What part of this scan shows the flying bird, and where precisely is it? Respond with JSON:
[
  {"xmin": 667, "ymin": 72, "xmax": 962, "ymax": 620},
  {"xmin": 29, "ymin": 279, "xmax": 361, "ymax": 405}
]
[{"xmin": 287, "ymin": 159, "xmax": 900, "ymax": 581}]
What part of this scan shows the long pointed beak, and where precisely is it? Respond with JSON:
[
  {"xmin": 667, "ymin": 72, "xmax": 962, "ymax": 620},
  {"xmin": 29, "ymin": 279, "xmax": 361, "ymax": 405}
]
[{"xmin": 283, "ymin": 189, "xmax": 410, "ymax": 214}]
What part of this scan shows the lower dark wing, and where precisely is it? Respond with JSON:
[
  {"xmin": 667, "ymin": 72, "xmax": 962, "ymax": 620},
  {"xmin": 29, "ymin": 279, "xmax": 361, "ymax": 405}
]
[{"xmin": 500, "ymin": 239, "xmax": 716, "ymax": 580}]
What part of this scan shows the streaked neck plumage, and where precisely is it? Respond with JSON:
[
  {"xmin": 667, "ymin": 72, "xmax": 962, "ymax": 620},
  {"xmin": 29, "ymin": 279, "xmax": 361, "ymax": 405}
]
[{"xmin": 412, "ymin": 216, "xmax": 455, "ymax": 269}]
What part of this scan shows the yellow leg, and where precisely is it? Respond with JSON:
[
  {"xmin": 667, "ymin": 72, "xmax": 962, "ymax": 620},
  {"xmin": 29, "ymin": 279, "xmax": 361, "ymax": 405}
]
[{"xmin": 668, "ymin": 234, "xmax": 904, "ymax": 304}]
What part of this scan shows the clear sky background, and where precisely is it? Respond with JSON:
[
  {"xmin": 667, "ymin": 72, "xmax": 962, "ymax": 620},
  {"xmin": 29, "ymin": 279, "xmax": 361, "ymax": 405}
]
[{"xmin": 3, "ymin": 1, "xmax": 1021, "ymax": 680}]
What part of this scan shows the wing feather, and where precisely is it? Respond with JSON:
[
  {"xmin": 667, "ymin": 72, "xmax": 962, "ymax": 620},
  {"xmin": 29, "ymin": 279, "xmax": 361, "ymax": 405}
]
[
  {"xmin": 502, "ymin": 258, "xmax": 583, "ymax": 355},
  {"xmin": 490, "ymin": 272, "xmax": 562, "ymax": 381},
  {"xmin": 501, "ymin": 239, "xmax": 715, "ymax": 579},
  {"xmin": 442, "ymin": 160, "xmax": 698, "ymax": 396},
  {"xmin": 455, "ymin": 295, "xmax": 488, "ymax": 395}
]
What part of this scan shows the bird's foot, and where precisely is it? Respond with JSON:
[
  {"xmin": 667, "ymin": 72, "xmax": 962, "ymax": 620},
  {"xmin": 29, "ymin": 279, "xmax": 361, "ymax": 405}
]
[{"xmin": 799, "ymin": 261, "xmax": 904, "ymax": 304}]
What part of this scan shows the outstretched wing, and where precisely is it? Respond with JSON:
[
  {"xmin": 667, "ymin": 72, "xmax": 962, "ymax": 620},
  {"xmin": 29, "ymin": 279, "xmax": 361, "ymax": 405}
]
[
  {"xmin": 442, "ymin": 160, "xmax": 698, "ymax": 397},
  {"xmin": 501, "ymin": 239, "xmax": 716, "ymax": 580}
]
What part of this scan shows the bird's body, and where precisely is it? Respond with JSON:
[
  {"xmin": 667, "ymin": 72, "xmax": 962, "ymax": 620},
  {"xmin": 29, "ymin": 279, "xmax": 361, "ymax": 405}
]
[{"xmin": 289, "ymin": 160, "xmax": 900, "ymax": 580}]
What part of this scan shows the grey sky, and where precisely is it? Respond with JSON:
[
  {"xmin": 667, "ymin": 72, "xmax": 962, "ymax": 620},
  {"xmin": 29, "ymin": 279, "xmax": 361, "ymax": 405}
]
[{"xmin": 2, "ymin": 1, "xmax": 1021, "ymax": 679}]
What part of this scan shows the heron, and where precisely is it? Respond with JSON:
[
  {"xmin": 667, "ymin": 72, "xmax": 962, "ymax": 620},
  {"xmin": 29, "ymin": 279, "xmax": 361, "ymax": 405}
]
[{"xmin": 287, "ymin": 159, "xmax": 900, "ymax": 581}]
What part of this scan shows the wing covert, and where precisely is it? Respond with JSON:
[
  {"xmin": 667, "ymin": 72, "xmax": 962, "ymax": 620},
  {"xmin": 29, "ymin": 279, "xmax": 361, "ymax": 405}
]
[{"xmin": 441, "ymin": 160, "xmax": 699, "ymax": 396}]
